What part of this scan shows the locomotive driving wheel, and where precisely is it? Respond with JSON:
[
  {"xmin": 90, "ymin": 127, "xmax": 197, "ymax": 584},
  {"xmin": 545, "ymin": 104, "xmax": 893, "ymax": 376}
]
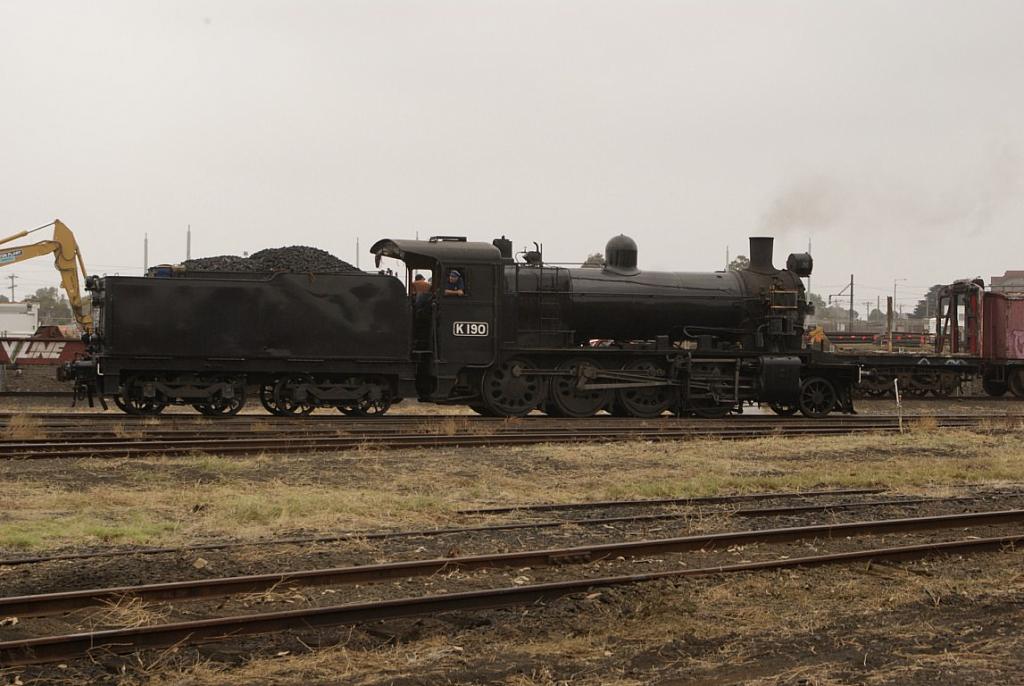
[
  {"xmin": 690, "ymin": 400, "xmax": 733, "ymax": 419},
  {"xmin": 548, "ymin": 358, "xmax": 611, "ymax": 418},
  {"xmin": 686, "ymin": 366, "xmax": 735, "ymax": 419},
  {"xmin": 481, "ymin": 358, "xmax": 546, "ymax": 417},
  {"xmin": 272, "ymin": 376, "xmax": 317, "ymax": 416},
  {"xmin": 768, "ymin": 402, "xmax": 799, "ymax": 416},
  {"xmin": 616, "ymin": 360, "xmax": 673, "ymax": 419},
  {"xmin": 798, "ymin": 377, "xmax": 837, "ymax": 419}
]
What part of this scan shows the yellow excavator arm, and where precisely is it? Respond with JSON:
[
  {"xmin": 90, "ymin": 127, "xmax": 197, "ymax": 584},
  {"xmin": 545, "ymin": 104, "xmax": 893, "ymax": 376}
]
[{"xmin": 0, "ymin": 219, "xmax": 93, "ymax": 334}]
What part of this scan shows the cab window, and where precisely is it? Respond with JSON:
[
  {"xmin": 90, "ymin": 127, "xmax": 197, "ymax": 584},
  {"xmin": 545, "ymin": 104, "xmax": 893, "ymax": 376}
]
[{"xmin": 444, "ymin": 267, "xmax": 467, "ymax": 296}]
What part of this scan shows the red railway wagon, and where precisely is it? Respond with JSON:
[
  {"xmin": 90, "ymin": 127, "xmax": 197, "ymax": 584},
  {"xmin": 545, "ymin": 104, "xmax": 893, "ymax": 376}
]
[
  {"xmin": 936, "ymin": 279, "xmax": 1024, "ymax": 397},
  {"xmin": 821, "ymin": 279, "xmax": 1023, "ymax": 399}
]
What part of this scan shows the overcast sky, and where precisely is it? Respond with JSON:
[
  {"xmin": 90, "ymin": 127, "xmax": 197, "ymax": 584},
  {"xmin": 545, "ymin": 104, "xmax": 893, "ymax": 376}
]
[{"xmin": 2, "ymin": 1, "xmax": 1023, "ymax": 313}]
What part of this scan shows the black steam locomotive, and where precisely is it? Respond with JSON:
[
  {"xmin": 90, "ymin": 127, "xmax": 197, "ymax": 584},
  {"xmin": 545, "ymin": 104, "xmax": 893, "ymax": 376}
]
[{"xmin": 64, "ymin": 235, "xmax": 858, "ymax": 418}]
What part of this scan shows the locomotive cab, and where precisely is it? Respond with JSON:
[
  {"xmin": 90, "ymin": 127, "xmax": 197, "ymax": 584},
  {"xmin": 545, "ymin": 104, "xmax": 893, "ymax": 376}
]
[{"xmin": 371, "ymin": 237, "xmax": 503, "ymax": 399}]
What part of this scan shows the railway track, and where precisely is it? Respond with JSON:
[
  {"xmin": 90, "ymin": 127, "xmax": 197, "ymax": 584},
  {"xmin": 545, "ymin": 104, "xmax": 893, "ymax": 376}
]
[
  {"xmin": 0, "ymin": 509, "xmax": 1021, "ymax": 666},
  {"xmin": 3, "ymin": 487, "xmax": 957, "ymax": 567},
  {"xmin": 1, "ymin": 414, "xmax": 1016, "ymax": 460}
]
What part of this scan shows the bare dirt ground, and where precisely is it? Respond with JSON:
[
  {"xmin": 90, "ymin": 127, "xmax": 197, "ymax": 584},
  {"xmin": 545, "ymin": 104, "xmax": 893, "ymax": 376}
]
[{"xmin": 0, "ymin": 419, "xmax": 1022, "ymax": 684}]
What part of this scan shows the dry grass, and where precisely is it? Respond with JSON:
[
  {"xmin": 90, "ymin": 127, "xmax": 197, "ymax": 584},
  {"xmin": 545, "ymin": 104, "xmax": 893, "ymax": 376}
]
[
  {"xmin": 82, "ymin": 595, "xmax": 171, "ymax": 631},
  {"xmin": 0, "ymin": 429, "xmax": 1021, "ymax": 551},
  {"xmin": 0, "ymin": 415, "xmax": 45, "ymax": 440},
  {"xmin": 135, "ymin": 549, "xmax": 1024, "ymax": 686},
  {"xmin": 5, "ymin": 424, "xmax": 1020, "ymax": 685},
  {"xmin": 910, "ymin": 415, "xmax": 939, "ymax": 432},
  {"xmin": 110, "ymin": 422, "xmax": 144, "ymax": 439},
  {"xmin": 416, "ymin": 416, "xmax": 499, "ymax": 435}
]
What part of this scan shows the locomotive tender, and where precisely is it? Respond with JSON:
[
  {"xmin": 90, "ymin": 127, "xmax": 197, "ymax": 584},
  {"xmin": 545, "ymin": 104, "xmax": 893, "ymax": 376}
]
[{"xmin": 65, "ymin": 235, "xmax": 859, "ymax": 418}]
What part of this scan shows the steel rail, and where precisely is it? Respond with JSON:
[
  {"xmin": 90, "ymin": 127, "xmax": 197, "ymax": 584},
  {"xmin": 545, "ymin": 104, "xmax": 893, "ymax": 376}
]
[
  {"xmin": 0, "ymin": 417, "xmax": 993, "ymax": 445},
  {"xmin": 457, "ymin": 487, "xmax": 886, "ymax": 514},
  {"xmin": 0, "ymin": 410, "xmax": 1001, "ymax": 421},
  {"xmin": 1, "ymin": 508, "xmax": 1021, "ymax": 619},
  {"xmin": 0, "ymin": 414, "xmax": 998, "ymax": 432},
  {"xmin": 0, "ymin": 534, "xmax": 1020, "ymax": 667},
  {"xmin": 0, "ymin": 421, "xmax": 1009, "ymax": 460},
  {"xmin": 3, "ymin": 419, "xmax": 985, "ymax": 444},
  {"xmin": 0, "ymin": 416, "xmax": 987, "ymax": 441}
]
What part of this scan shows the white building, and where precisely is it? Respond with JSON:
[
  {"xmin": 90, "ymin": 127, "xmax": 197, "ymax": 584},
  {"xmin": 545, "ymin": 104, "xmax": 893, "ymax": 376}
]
[{"xmin": 0, "ymin": 302, "xmax": 40, "ymax": 337}]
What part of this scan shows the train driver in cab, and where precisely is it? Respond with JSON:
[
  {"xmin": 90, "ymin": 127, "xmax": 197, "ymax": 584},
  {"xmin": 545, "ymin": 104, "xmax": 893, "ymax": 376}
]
[
  {"xmin": 444, "ymin": 269, "xmax": 465, "ymax": 296},
  {"xmin": 410, "ymin": 273, "xmax": 431, "ymax": 298}
]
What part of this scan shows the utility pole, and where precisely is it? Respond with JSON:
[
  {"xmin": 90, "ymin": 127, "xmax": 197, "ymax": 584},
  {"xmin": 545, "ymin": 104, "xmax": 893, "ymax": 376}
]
[
  {"xmin": 827, "ymin": 275, "xmax": 854, "ymax": 331},
  {"xmin": 893, "ymin": 278, "xmax": 907, "ymax": 333},
  {"xmin": 186, "ymin": 225, "xmax": 191, "ymax": 261},
  {"xmin": 725, "ymin": 246, "xmax": 730, "ymax": 270},
  {"xmin": 7, "ymin": 275, "xmax": 16, "ymax": 302},
  {"xmin": 144, "ymin": 233, "xmax": 149, "ymax": 271},
  {"xmin": 849, "ymin": 274, "xmax": 854, "ymax": 330},
  {"xmin": 356, "ymin": 238, "xmax": 360, "ymax": 269},
  {"xmin": 887, "ymin": 296, "xmax": 894, "ymax": 352}
]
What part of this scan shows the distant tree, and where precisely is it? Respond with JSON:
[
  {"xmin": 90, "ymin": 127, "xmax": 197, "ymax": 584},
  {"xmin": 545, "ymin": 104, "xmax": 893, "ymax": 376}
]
[
  {"xmin": 0, "ymin": 294, "xmax": 8, "ymax": 303},
  {"xmin": 867, "ymin": 308, "xmax": 885, "ymax": 323},
  {"xmin": 581, "ymin": 252, "xmax": 604, "ymax": 268},
  {"xmin": 817, "ymin": 303, "xmax": 860, "ymax": 326},
  {"xmin": 24, "ymin": 287, "xmax": 72, "ymax": 325},
  {"xmin": 806, "ymin": 292, "xmax": 827, "ymax": 310},
  {"xmin": 913, "ymin": 284, "xmax": 944, "ymax": 318},
  {"xmin": 727, "ymin": 255, "xmax": 749, "ymax": 271}
]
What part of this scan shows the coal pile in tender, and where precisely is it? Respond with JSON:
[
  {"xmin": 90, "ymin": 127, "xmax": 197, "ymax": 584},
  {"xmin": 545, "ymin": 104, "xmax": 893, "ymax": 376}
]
[{"xmin": 183, "ymin": 246, "xmax": 360, "ymax": 273}]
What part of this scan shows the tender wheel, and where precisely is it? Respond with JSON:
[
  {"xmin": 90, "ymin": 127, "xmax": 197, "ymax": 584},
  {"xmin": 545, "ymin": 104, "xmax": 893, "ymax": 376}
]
[
  {"xmin": 548, "ymin": 358, "xmax": 611, "ymax": 418},
  {"xmin": 339, "ymin": 396, "xmax": 392, "ymax": 417},
  {"xmin": 259, "ymin": 384, "xmax": 287, "ymax": 416},
  {"xmin": 768, "ymin": 402, "xmax": 799, "ymax": 417},
  {"xmin": 118, "ymin": 377, "xmax": 167, "ymax": 416},
  {"xmin": 273, "ymin": 376, "xmax": 317, "ymax": 416},
  {"xmin": 616, "ymin": 360, "xmax": 673, "ymax": 418},
  {"xmin": 337, "ymin": 378, "xmax": 393, "ymax": 417},
  {"xmin": 481, "ymin": 358, "xmax": 546, "ymax": 417},
  {"xmin": 798, "ymin": 377, "xmax": 837, "ymax": 419},
  {"xmin": 192, "ymin": 380, "xmax": 246, "ymax": 416},
  {"xmin": 982, "ymin": 377, "xmax": 1008, "ymax": 397},
  {"xmin": 1008, "ymin": 369, "xmax": 1024, "ymax": 399}
]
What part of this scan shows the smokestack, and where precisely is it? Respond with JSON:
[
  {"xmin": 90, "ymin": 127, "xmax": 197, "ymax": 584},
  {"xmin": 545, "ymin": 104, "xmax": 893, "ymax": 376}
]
[{"xmin": 748, "ymin": 236, "xmax": 775, "ymax": 273}]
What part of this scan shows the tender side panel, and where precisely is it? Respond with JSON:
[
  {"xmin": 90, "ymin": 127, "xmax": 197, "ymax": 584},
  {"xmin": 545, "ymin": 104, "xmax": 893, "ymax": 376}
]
[{"xmin": 101, "ymin": 273, "xmax": 410, "ymax": 361}]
